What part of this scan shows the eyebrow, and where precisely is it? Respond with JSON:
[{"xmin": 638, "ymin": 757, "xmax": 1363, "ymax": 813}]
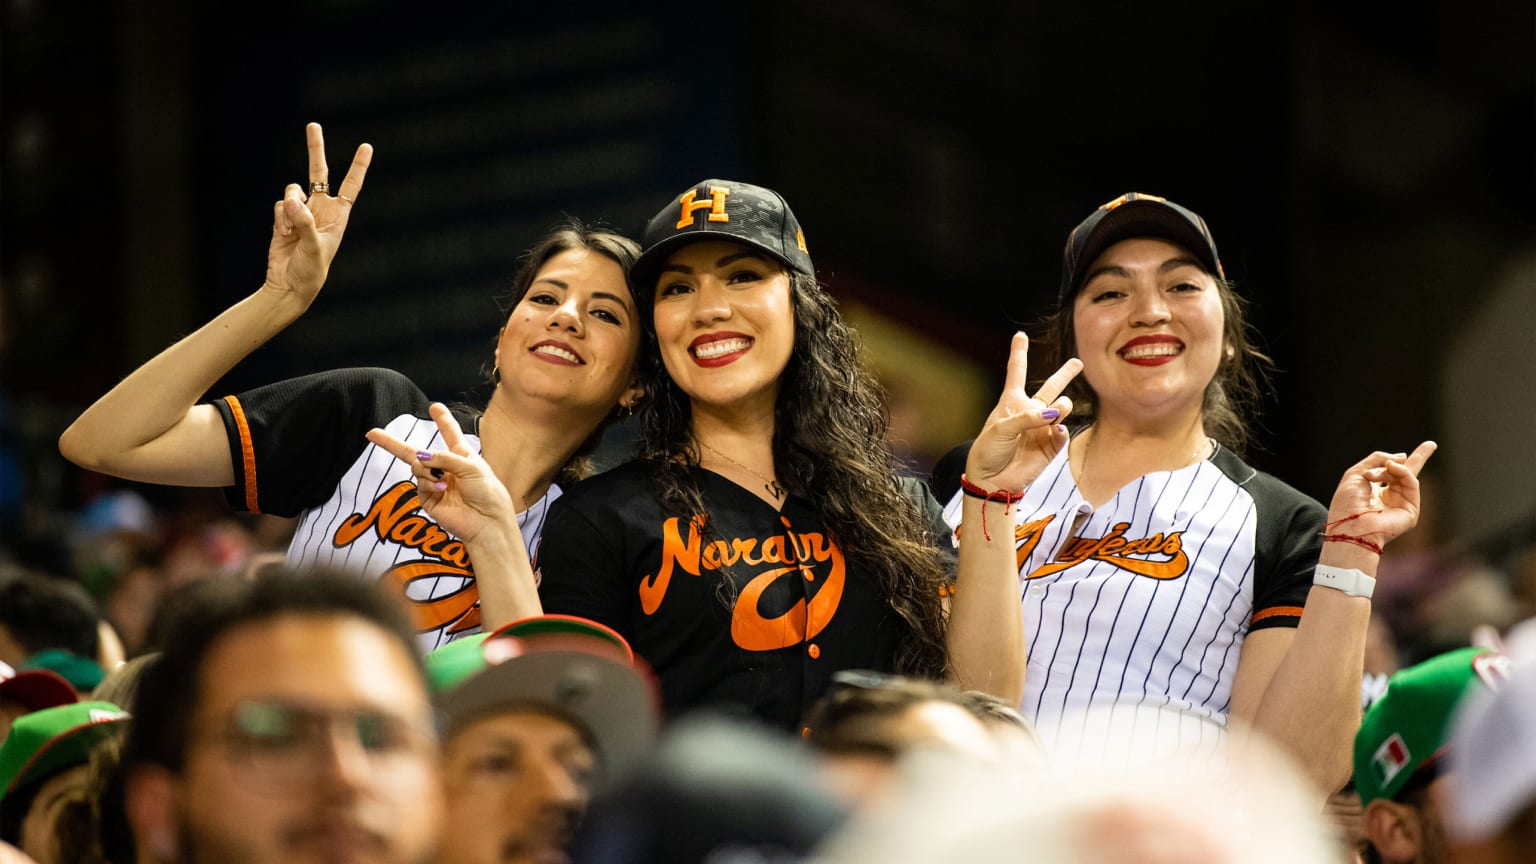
[
  {"xmin": 532, "ymin": 278, "xmax": 634, "ymax": 312},
  {"xmin": 1081, "ymin": 255, "xmax": 1208, "ymax": 286},
  {"xmin": 660, "ymin": 250, "xmax": 774, "ymax": 274}
]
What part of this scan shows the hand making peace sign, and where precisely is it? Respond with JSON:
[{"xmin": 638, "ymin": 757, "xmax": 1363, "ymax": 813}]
[
  {"xmin": 965, "ymin": 331, "xmax": 1084, "ymax": 495},
  {"xmin": 262, "ymin": 122, "xmax": 373, "ymax": 309}
]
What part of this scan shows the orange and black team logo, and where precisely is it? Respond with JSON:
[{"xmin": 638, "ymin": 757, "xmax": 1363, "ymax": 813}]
[
  {"xmin": 334, "ymin": 481, "xmax": 482, "ymax": 635},
  {"xmin": 1013, "ymin": 515, "xmax": 1191, "ymax": 581},
  {"xmin": 675, "ymin": 186, "xmax": 732, "ymax": 229},
  {"xmin": 641, "ymin": 515, "xmax": 845, "ymax": 652}
]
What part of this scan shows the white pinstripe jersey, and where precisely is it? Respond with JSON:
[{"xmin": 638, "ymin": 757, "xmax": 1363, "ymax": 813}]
[
  {"xmin": 942, "ymin": 439, "xmax": 1323, "ymax": 768},
  {"xmin": 213, "ymin": 367, "xmax": 556, "ymax": 654}
]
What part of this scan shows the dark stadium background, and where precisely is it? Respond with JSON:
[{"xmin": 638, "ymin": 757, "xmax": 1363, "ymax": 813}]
[{"xmin": 4, "ymin": 0, "xmax": 1531, "ymax": 559}]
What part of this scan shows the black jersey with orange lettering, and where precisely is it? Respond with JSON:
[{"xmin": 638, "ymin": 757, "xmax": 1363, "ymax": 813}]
[
  {"xmin": 211, "ymin": 367, "xmax": 556, "ymax": 653},
  {"xmin": 534, "ymin": 461, "xmax": 952, "ymax": 732}
]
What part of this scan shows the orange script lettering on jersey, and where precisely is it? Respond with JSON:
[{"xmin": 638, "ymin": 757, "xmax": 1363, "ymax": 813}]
[
  {"xmin": 641, "ymin": 515, "xmax": 846, "ymax": 652},
  {"xmin": 1025, "ymin": 521, "xmax": 1189, "ymax": 581},
  {"xmin": 335, "ymin": 480, "xmax": 479, "ymax": 633}
]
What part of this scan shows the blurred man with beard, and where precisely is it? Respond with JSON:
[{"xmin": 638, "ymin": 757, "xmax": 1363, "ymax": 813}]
[
  {"xmin": 121, "ymin": 570, "xmax": 445, "ymax": 864},
  {"xmin": 425, "ymin": 615, "xmax": 659, "ymax": 864}
]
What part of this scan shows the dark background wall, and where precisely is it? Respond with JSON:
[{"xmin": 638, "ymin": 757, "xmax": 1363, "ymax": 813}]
[{"xmin": 3, "ymin": 0, "xmax": 1532, "ymax": 554}]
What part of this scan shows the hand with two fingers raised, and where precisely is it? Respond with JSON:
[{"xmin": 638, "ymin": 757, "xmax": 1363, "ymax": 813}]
[
  {"xmin": 964, "ymin": 331, "xmax": 1084, "ymax": 496},
  {"xmin": 263, "ymin": 121, "xmax": 373, "ymax": 311},
  {"xmin": 365, "ymin": 403, "xmax": 518, "ymax": 547}
]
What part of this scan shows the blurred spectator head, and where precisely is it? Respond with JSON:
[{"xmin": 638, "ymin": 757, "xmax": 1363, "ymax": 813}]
[
  {"xmin": 801, "ymin": 670, "xmax": 1044, "ymax": 809},
  {"xmin": 1353, "ymin": 646, "xmax": 1513, "ymax": 864},
  {"xmin": 0, "ymin": 701, "xmax": 130, "ymax": 862},
  {"xmin": 121, "ymin": 568, "xmax": 443, "ymax": 864},
  {"xmin": 0, "ymin": 572, "xmax": 101, "ymax": 672},
  {"xmin": 1442, "ymin": 617, "xmax": 1536, "ymax": 863},
  {"xmin": 813, "ymin": 722, "xmax": 1335, "ymax": 864},
  {"xmin": 0, "ymin": 667, "xmax": 76, "ymax": 744},
  {"xmin": 425, "ymin": 614, "xmax": 661, "ymax": 864},
  {"xmin": 571, "ymin": 711, "xmax": 851, "ymax": 864}
]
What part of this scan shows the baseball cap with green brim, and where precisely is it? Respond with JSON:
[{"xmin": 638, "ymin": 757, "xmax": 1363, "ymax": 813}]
[
  {"xmin": 426, "ymin": 615, "xmax": 660, "ymax": 789},
  {"xmin": 0, "ymin": 701, "xmax": 129, "ymax": 803},
  {"xmin": 1059, "ymin": 191, "xmax": 1225, "ymax": 306},
  {"xmin": 629, "ymin": 179, "xmax": 815, "ymax": 308},
  {"xmin": 1352, "ymin": 646, "xmax": 1512, "ymax": 805}
]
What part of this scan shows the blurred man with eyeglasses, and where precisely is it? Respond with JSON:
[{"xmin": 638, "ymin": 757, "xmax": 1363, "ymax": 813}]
[
  {"xmin": 121, "ymin": 569, "xmax": 445, "ymax": 864},
  {"xmin": 1352, "ymin": 646, "xmax": 1512, "ymax": 864}
]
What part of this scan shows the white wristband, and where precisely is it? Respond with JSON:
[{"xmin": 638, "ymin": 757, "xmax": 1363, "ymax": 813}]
[{"xmin": 1314, "ymin": 564, "xmax": 1375, "ymax": 599}]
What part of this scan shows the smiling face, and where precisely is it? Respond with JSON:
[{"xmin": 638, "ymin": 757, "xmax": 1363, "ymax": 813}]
[
  {"xmin": 494, "ymin": 248, "xmax": 643, "ymax": 420},
  {"xmin": 649, "ymin": 240, "xmax": 796, "ymax": 421},
  {"xmin": 1071, "ymin": 237, "xmax": 1227, "ymax": 424}
]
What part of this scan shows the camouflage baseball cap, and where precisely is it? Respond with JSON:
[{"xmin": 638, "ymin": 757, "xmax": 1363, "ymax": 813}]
[
  {"xmin": 630, "ymin": 179, "xmax": 814, "ymax": 306},
  {"xmin": 1352, "ymin": 646, "xmax": 1512, "ymax": 805}
]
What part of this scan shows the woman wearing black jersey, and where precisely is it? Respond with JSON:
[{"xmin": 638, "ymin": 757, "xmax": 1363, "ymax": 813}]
[{"xmin": 533, "ymin": 179, "xmax": 1079, "ymax": 731}]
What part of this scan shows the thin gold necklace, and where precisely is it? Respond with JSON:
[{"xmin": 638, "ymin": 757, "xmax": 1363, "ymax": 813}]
[
  {"xmin": 1077, "ymin": 427, "xmax": 1212, "ymax": 491},
  {"xmin": 699, "ymin": 441, "xmax": 785, "ymax": 500}
]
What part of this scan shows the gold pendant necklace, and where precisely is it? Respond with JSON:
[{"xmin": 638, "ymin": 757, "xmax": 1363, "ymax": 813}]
[{"xmin": 699, "ymin": 441, "xmax": 786, "ymax": 500}]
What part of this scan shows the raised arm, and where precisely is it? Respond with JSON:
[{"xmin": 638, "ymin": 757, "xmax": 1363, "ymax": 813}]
[
  {"xmin": 58, "ymin": 123, "xmax": 371, "ymax": 486},
  {"xmin": 1230, "ymin": 441, "xmax": 1437, "ymax": 797},
  {"xmin": 945, "ymin": 332, "xmax": 1082, "ymax": 704}
]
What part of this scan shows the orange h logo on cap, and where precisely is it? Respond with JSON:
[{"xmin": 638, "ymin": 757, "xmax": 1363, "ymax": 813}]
[
  {"xmin": 675, "ymin": 186, "xmax": 731, "ymax": 230},
  {"xmin": 1101, "ymin": 192, "xmax": 1167, "ymax": 211}
]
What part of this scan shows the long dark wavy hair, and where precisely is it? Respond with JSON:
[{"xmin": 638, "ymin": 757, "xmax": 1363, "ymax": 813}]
[
  {"xmin": 1041, "ymin": 271, "xmax": 1274, "ymax": 457},
  {"xmin": 633, "ymin": 269, "xmax": 950, "ymax": 679},
  {"xmin": 464, "ymin": 216, "xmax": 644, "ymax": 483}
]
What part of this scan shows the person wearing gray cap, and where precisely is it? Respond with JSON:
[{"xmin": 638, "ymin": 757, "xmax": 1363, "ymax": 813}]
[
  {"xmin": 425, "ymin": 614, "xmax": 661, "ymax": 864},
  {"xmin": 535, "ymin": 179, "xmax": 1078, "ymax": 733}
]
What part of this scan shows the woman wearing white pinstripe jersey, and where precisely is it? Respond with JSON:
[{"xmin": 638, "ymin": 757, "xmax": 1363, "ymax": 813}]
[{"xmin": 939, "ymin": 192, "xmax": 1435, "ymax": 798}]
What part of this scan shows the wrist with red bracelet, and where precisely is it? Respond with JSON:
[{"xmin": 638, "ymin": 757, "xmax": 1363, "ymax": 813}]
[{"xmin": 960, "ymin": 474, "xmax": 1025, "ymax": 541}]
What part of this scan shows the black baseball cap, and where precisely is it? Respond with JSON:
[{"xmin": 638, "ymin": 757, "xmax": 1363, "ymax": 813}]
[
  {"xmin": 629, "ymin": 179, "xmax": 814, "ymax": 306},
  {"xmin": 1059, "ymin": 192, "xmax": 1225, "ymax": 305}
]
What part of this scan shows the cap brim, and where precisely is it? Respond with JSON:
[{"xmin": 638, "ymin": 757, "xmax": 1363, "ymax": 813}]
[
  {"xmin": 438, "ymin": 650, "xmax": 658, "ymax": 789},
  {"xmin": 630, "ymin": 231, "xmax": 801, "ymax": 309},
  {"xmin": 3, "ymin": 715, "xmax": 128, "ymax": 799},
  {"xmin": 0, "ymin": 670, "xmax": 78, "ymax": 712},
  {"xmin": 1066, "ymin": 200, "xmax": 1221, "ymax": 298}
]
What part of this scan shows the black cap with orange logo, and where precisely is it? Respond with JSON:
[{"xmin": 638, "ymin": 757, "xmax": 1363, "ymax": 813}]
[
  {"xmin": 1059, "ymin": 192, "xmax": 1225, "ymax": 306},
  {"xmin": 630, "ymin": 179, "xmax": 815, "ymax": 306}
]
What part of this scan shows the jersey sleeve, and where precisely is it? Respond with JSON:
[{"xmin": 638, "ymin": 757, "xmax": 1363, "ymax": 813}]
[
  {"xmin": 533, "ymin": 491, "xmax": 631, "ymax": 633},
  {"xmin": 211, "ymin": 367, "xmax": 431, "ymax": 517},
  {"xmin": 1249, "ymin": 475, "xmax": 1328, "ymax": 631}
]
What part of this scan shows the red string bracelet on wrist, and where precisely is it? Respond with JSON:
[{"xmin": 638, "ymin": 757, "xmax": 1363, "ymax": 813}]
[
  {"xmin": 1323, "ymin": 512, "xmax": 1369, "ymax": 531},
  {"xmin": 960, "ymin": 474, "xmax": 1025, "ymax": 540},
  {"xmin": 1321, "ymin": 533, "xmax": 1384, "ymax": 555}
]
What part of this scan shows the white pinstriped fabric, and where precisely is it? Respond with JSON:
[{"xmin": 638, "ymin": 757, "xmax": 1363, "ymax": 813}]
[{"xmin": 944, "ymin": 442, "xmax": 1261, "ymax": 768}]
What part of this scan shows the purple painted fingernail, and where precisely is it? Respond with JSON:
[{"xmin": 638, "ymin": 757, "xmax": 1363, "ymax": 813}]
[
  {"xmin": 1041, "ymin": 408, "xmax": 1061, "ymax": 421},
  {"xmin": 434, "ymin": 481, "xmax": 447, "ymax": 492},
  {"xmin": 1057, "ymin": 424, "xmax": 1068, "ymax": 434},
  {"xmin": 416, "ymin": 450, "xmax": 433, "ymax": 461}
]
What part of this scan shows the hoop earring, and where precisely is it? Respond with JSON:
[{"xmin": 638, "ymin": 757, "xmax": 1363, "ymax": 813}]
[{"xmin": 492, "ymin": 366, "xmax": 501, "ymax": 384}]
